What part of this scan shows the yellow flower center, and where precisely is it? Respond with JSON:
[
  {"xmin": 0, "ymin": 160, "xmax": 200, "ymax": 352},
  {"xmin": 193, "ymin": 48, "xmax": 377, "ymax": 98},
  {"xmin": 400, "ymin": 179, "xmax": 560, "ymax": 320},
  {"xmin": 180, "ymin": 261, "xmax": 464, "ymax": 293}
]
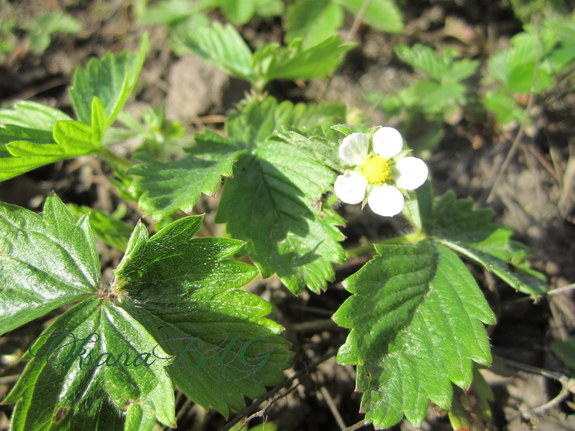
[{"xmin": 360, "ymin": 155, "xmax": 392, "ymax": 185}]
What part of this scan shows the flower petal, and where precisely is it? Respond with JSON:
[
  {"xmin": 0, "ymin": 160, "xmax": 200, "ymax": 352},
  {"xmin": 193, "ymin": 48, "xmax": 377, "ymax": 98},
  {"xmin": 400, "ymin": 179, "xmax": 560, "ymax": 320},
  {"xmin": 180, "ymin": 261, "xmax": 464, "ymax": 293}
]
[
  {"xmin": 339, "ymin": 133, "xmax": 369, "ymax": 165},
  {"xmin": 395, "ymin": 157, "xmax": 428, "ymax": 190},
  {"xmin": 367, "ymin": 184, "xmax": 404, "ymax": 217},
  {"xmin": 373, "ymin": 127, "xmax": 403, "ymax": 158},
  {"xmin": 334, "ymin": 171, "xmax": 368, "ymax": 204}
]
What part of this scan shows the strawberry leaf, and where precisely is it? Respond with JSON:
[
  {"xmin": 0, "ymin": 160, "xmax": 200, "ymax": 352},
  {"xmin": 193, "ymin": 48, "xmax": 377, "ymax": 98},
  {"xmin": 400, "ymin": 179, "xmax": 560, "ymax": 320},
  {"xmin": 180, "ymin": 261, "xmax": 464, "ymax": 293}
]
[
  {"xmin": 334, "ymin": 240, "xmax": 495, "ymax": 428},
  {"xmin": 114, "ymin": 216, "xmax": 292, "ymax": 416},
  {"xmin": 0, "ymin": 195, "xmax": 99, "ymax": 335},
  {"xmin": 429, "ymin": 191, "xmax": 546, "ymax": 297},
  {"xmin": 69, "ymin": 34, "xmax": 149, "ymax": 128},
  {"xmin": 216, "ymin": 140, "xmax": 344, "ymax": 294},
  {"xmin": 129, "ymin": 129, "xmax": 246, "ymax": 218},
  {"xmin": 5, "ymin": 298, "xmax": 176, "ymax": 431}
]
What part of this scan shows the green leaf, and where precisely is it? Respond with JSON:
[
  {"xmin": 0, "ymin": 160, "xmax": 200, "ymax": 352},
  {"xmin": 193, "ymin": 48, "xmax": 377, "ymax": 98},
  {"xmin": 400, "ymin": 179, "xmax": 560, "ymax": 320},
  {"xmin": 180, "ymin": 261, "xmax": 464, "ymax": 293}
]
[
  {"xmin": 26, "ymin": 12, "xmax": 82, "ymax": 53},
  {"xmin": 252, "ymin": 36, "xmax": 353, "ymax": 86},
  {"xmin": 429, "ymin": 191, "xmax": 546, "ymax": 297},
  {"xmin": 216, "ymin": 140, "xmax": 345, "ymax": 294},
  {"xmin": 334, "ymin": 240, "xmax": 495, "ymax": 428},
  {"xmin": 285, "ymin": 0, "xmax": 344, "ymax": 47},
  {"xmin": 182, "ymin": 21, "xmax": 255, "ymax": 82},
  {"xmin": 0, "ymin": 195, "xmax": 99, "ymax": 336},
  {"xmin": 272, "ymin": 130, "xmax": 341, "ymax": 170},
  {"xmin": 68, "ymin": 204, "xmax": 132, "ymax": 251},
  {"xmin": 5, "ymin": 298, "xmax": 176, "ymax": 431},
  {"xmin": 114, "ymin": 216, "xmax": 292, "ymax": 416},
  {"xmin": 0, "ymin": 102, "xmax": 73, "ymax": 181},
  {"xmin": 483, "ymin": 90, "xmax": 525, "ymax": 125},
  {"xmin": 395, "ymin": 44, "xmax": 478, "ymax": 82},
  {"xmin": 69, "ymin": 35, "xmax": 149, "ymax": 128},
  {"xmin": 335, "ymin": 0, "xmax": 404, "ymax": 33},
  {"xmin": 226, "ymin": 97, "xmax": 346, "ymax": 147},
  {"xmin": 129, "ymin": 129, "xmax": 246, "ymax": 218}
]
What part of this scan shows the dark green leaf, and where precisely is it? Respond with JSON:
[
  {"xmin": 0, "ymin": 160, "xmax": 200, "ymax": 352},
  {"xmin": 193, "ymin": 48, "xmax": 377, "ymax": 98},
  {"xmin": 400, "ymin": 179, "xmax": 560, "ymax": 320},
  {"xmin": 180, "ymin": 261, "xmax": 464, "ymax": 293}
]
[
  {"xmin": 5, "ymin": 298, "xmax": 176, "ymax": 430},
  {"xmin": 0, "ymin": 195, "xmax": 99, "ymax": 335},
  {"xmin": 129, "ymin": 130, "xmax": 246, "ymax": 218},
  {"xmin": 216, "ymin": 140, "xmax": 344, "ymax": 294},
  {"xmin": 334, "ymin": 241, "xmax": 495, "ymax": 428},
  {"xmin": 114, "ymin": 216, "xmax": 292, "ymax": 416},
  {"xmin": 429, "ymin": 191, "xmax": 546, "ymax": 297}
]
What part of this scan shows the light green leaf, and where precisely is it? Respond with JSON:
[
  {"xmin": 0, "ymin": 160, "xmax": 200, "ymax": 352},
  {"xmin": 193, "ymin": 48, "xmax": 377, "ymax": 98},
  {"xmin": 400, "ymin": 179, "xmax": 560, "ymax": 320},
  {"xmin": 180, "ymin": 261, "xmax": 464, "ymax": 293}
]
[
  {"xmin": 5, "ymin": 298, "xmax": 176, "ymax": 431},
  {"xmin": 0, "ymin": 102, "xmax": 74, "ymax": 181},
  {"xmin": 182, "ymin": 21, "xmax": 255, "ymax": 82},
  {"xmin": 219, "ymin": 0, "xmax": 257, "ymax": 25},
  {"xmin": 334, "ymin": 240, "xmax": 495, "ymax": 428},
  {"xmin": 69, "ymin": 34, "xmax": 149, "ymax": 128},
  {"xmin": 216, "ymin": 140, "xmax": 345, "ymax": 294},
  {"xmin": 429, "ymin": 191, "xmax": 546, "ymax": 297},
  {"xmin": 26, "ymin": 12, "xmax": 82, "ymax": 53},
  {"xmin": 0, "ymin": 195, "xmax": 99, "ymax": 336},
  {"xmin": 68, "ymin": 204, "xmax": 132, "ymax": 251},
  {"xmin": 395, "ymin": 43, "xmax": 478, "ymax": 82},
  {"xmin": 114, "ymin": 216, "xmax": 292, "ymax": 416},
  {"xmin": 272, "ymin": 130, "xmax": 341, "ymax": 170},
  {"xmin": 252, "ymin": 36, "xmax": 353, "ymax": 86},
  {"xmin": 129, "ymin": 129, "xmax": 246, "ymax": 218},
  {"xmin": 335, "ymin": 0, "xmax": 404, "ymax": 33},
  {"xmin": 483, "ymin": 90, "xmax": 525, "ymax": 125},
  {"xmin": 285, "ymin": 0, "xmax": 344, "ymax": 47}
]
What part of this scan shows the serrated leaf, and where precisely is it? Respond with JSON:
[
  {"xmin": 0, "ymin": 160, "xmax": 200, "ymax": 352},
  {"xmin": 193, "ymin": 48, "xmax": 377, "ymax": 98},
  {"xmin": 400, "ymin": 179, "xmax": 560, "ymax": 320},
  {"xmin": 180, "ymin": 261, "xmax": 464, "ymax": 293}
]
[
  {"xmin": 272, "ymin": 130, "xmax": 341, "ymax": 170},
  {"xmin": 68, "ymin": 204, "xmax": 132, "ymax": 251},
  {"xmin": 129, "ymin": 129, "xmax": 246, "ymax": 218},
  {"xmin": 182, "ymin": 21, "xmax": 255, "ymax": 82},
  {"xmin": 395, "ymin": 43, "xmax": 478, "ymax": 82},
  {"xmin": 0, "ymin": 195, "xmax": 99, "ymax": 336},
  {"xmin": 429, "ymin": 191, "xmax": 546, "ymax": 296},
  {"xmin": 5, "ymin": 298, "xmax": 176, "ymax": 431},
  {"xmin": 334, "ymin": 241, "xmax": 495, "ymax": 428},
  {"xmin": 252, "ymin": 36, "xmax": 353, "ymax": 86},
  {"xmin": 216, "ymin": 140, "xmax": 344, "ymax": 294},
  {"xmin": 285, "ymin": 0, "xmax": 344, "ymax": 47},
  {"xmin": 0, "ymin": 102, "xmax": 73, "ymax": 181},
  {"xmin": 335, "ymin": 0, "xmax": 404, "ymax": 33},
  {"xmin": 69, "ymin": 35, "xmax": 149, "ymax": 128},
  {"xmin": 226, "ymin": 97, "xmax": 346, "ymax": 147},
  {"xmin": 114, "ymin": 216, "xmax": 292, "ymax": 416}
]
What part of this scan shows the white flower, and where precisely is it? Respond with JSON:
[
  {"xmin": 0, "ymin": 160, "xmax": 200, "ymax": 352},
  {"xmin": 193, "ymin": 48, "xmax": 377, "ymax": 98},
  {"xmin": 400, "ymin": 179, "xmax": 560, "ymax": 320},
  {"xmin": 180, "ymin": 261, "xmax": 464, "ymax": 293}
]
[{"xmin": 334, "ymin": 127, "xmax": 428, "ymax": 217}]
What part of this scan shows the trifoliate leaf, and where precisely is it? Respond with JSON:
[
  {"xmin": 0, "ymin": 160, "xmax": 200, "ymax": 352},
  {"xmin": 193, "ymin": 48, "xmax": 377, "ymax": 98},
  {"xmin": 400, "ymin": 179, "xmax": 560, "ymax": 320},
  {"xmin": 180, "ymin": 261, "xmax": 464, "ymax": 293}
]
[
  {"xmin": 0, "ymin": 195, "xmax": 99, "ymax": 336},
  {"xmin": 335, "ymin": 0, "xmax": 404, "ymax": 33},
  {"xmin": 216, "ymin": 140, "xmax": 344, "ymax": 294},
  {"xmin": 252, "ymin": 36, "xmax": 353, "ymax": 85},
  {"xmin": 429, "ymin": 191, "xmax": 546, "ymax": 297},
  {"xmin": 5, "ymin": 298, "xmax": 176, "ymax": 431},
  {"xmin": 285, "ymin": 0, "xmax": 344, "ymax": 47},
  {"xmin": 182, "ymin": 21, "xmax": 255, "ymax": 82},
  {"xmin": 129, "ymin": 129, "xmax": 246, "ymax": 218},
  {"xmin": 69, "ymin": 34, "xmax": 149, "ymax": 128},
  {"xmin": 334, "ymin": 240, "xmax": 495, "ymax": 428},
  {"xmin": 114, "ymin": 216, "xmax": 292, "ymax": 416},
  {"xmin": 68, "ymin": 204, "xmax": 132, "ymax": 251}
]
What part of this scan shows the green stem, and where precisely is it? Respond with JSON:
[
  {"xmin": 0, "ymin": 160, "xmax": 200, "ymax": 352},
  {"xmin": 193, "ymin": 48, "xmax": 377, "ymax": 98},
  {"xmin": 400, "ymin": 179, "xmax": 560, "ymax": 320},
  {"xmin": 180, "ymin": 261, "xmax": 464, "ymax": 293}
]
[{"xmin": 99, "ymin": 148, "xmax": 131, "ymax": 171}]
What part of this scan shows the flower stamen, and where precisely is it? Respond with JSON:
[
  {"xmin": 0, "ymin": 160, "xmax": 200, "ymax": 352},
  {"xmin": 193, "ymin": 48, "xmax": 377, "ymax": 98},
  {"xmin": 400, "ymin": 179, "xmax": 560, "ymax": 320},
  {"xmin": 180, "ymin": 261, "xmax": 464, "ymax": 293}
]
[{"xmin": 360, "ymin": 156, "xmax": 392, "ymax": 185}]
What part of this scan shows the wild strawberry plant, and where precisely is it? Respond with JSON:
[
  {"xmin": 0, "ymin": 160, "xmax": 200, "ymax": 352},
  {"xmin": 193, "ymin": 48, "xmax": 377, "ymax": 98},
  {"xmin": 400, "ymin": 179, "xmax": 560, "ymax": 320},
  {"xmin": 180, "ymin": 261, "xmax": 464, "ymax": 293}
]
[{"xmin": 0, "ymin": 17, "xmax": 549, "ymax": 431}]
